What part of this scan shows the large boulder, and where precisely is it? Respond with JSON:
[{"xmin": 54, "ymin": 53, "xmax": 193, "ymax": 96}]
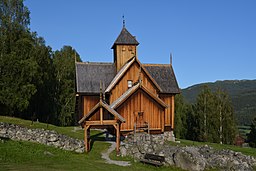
[
  {"xmin": 120, "ymin": 133, "xmax": 256, "ymax": 171},
  {"xmin": 173, "ymin": 147, "xmax": 206, "ymax": 171}
]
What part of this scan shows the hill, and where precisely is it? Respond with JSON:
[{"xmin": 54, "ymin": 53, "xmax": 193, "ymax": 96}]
[{"xmin": 182, "ymin": 80, "xmax": 256, "ymax": 126}]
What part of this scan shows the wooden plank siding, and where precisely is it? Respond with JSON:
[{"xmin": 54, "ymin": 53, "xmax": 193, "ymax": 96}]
[
  {"xmin": 110, "ymin": 62, "xmax": 158, "ymax": 104},
  {"xmin": 115, "ymin": 45, "xmax": 137, "ymax": 72},
  {"xmin": 82, "ymin": 96, "xmax": 100, "ymax": 120},
  {"xmin": 116, "ymin": 90, "xmax": 164, "ymax": 132},
  {"xmin": 160, "ymin": 94, "xmax": 175, "ymax": 130}
]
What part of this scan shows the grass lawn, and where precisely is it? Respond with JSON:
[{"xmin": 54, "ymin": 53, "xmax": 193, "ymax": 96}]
[
  {"xmin": 0, "ymin": 116, "xmax": 85, "ymax": 139},
  {"xmin": 0, "ymin": 116, "xmax": 183, "ymax": 171},
  {"xmin": 1, "ymin": 116, "xmax": 255, "ymax": 171}
]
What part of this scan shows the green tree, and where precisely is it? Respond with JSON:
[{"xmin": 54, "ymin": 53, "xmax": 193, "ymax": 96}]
[
  {"xmin": 0, "ymin": 0, "xmax": 38, "ymax": 115},
  {"xmin": 248, "ymin": 117, "xmax": 256, "ymax": 148},
  {"xmin": 174, "ymin": 94, "xmax": 187, "ymax": 139},
  {"xmin": 25, "ymin": 35, "xmax": 56, "ymax": 123},
  {"xmin": 0, "ymin": 0, "xmax": 57, "ymax": 125},
  {"xmin": 184, "ymin": 104, "xmax": 196, "ymax": 141},
  {"xmin": 192, "ymin": 86, "xmax": 237, "ymax": 144},
  {"xmin": 53, "ymin": 46, "xmax": 81, "ymax": 126},
  {"xmin": 215, "ymin": 89, "xmax": 236, "ymax": 144},
  {"xmin": 193, "ymin": 85, "xmax": 215, "ymax": 142}
]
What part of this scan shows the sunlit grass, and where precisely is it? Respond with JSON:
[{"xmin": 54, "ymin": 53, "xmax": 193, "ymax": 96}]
[{"xmin": 1, "ymin": 116, "xmax": 255, "ymax": 171}]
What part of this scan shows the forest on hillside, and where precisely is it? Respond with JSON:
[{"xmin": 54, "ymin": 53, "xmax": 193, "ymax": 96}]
[
  {"xmin": 0, "ymin": 0, "xmax": 81, "ymax": 126},
  {"xmin": 182, "ymin": 80, "xmax": 256, "ymax": 126}
]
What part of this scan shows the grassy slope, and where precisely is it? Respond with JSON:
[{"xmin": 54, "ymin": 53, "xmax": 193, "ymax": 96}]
[
  {"xmin": 0, "ymin": 116, "xmax": 183, "ymax": 171},
  {"xmin": 1, "ymin": 116, "xmax": 255, "ymax": 171}
]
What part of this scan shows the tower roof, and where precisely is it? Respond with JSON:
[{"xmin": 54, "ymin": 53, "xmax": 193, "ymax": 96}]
[{"xmin": 111, "ymin": 27, "xmax": 139, "ymax": 49}]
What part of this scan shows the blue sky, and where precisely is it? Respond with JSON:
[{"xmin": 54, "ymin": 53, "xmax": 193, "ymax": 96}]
[{"xmin": 24, "ymin": 0, "xmax": 256, "ymax": 88}]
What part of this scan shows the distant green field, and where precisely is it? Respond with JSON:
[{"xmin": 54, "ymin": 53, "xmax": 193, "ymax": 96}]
[{"xmin": 238, "ymin": 125, "xmax": 251, "ymax": 139}]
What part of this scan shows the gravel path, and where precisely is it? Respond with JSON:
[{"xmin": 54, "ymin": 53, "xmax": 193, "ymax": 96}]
[{"xmin": 101, "ymin": 141, "xmax": 131, "ymax": 166}]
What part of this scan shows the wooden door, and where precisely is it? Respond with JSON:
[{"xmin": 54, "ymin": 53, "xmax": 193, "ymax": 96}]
[{"xmin": 135, "ymin": 111, "xmax": 145, "ymax": 127}]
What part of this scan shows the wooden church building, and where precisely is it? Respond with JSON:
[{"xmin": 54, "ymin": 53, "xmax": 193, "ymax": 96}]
[{"xmin": 76, "ymin": 24, "xmax": 180, "ymax": 152}]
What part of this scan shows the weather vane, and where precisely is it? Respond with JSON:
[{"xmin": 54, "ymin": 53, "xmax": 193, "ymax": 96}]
[{"xmin": 122, "ymin": 15, "xmax": 125, "ymax": 28}]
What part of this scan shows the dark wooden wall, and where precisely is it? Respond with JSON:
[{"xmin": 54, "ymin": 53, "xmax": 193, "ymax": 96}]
[{"xmin": 82, "ymin": 96, "xmax": 100, "ymax": 120}]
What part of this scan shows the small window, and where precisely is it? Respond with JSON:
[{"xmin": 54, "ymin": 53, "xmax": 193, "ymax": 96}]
[
  {"xmin": 128, "ymin": 46, "xmax": 132, "ymax": 51},
  {"xmin": 127, "ymin": 80, "xmax": 133, "ymax": 88},
  {"xmin": 138, "ymin": 111, "xmax": 144, "ymax": 116}
]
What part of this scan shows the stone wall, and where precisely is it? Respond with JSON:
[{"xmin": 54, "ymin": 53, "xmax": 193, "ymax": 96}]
[
  {"xmin": 0, "ymin": 122, "xmax": 84, "ymax": 153},
  {"xmin": 120, "ymin": 133, "xmax": 256, "ymax": 171}
]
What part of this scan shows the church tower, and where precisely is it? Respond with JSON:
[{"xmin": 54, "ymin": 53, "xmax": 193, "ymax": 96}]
[{"xmin": 112, "ymin": 24, "xmax": 139, "ymax": 72}]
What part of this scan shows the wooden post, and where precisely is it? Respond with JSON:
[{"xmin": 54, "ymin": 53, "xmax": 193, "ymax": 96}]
[
  {"xmin": 84, "ymin": 125, "xmax": 88, "ymax": 153},
  {"xmin": 116, "ymin": 123, "xmax": 120, "ymax": 155},
  {"xmin": 161, "ymin": 110, "xmax": 165, "ymax": 132},
  {"xmin": 88, "ymin": 128, "xmax": 91, "ymax": 151},
  {"xmin": 100, "ymin": 107, "xmax": 103, "ymax": 125},
  {"xmin": 171, "ymin": 95, "xmax": 175, "ymax": 128},
  {"xmin": 84, "ymin": 125, "xmax": 90, "ymax": 153}
]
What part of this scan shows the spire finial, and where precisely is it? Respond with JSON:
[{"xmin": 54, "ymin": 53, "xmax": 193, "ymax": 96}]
[
  {"xmin": 170, "ymin": 52, "xmax": 173, "ymax": 65},
  {"xmin": 122, "ymin": 15, "xmax": 125, "ymax": 28}
]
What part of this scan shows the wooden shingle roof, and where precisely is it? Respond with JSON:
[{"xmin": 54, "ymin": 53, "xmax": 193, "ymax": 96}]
[
  {"xmin": 111, "ymin": 27, "xmax": 139, "ymax": 49},
  {"xmin": 143, "ymin": 64, "xmax": 180, "ymax": 94},
  {"xmin": 75, "ymin": 62, "xmax": 116, "ymax": 94},
  {"xmin": 76, "ymin": 62, "xmax": 180, "ymax": 94}
]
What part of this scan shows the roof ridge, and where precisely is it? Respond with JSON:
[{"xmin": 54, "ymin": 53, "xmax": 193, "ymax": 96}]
[
  {"xmin": 105, "ymin": 57, "xmax": 135, "ymax": 92},
  {"xmin": 76, "ymin": 61, "xmax": 114, "ymax": 65},
  {"xmin": 110, "ymin": 83, "xmax": 167, "ymax": 109},
  {"xmin": 110, "ymin": 83, "xmax": 140, "ymax": 109},
  {"xmin": 143, "ymin": 63, "xmax": 170, "ymax": 66}
]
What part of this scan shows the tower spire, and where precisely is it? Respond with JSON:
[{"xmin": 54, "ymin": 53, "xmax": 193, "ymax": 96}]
[{"xmin": 122, "ymin": 15, "xmax": 125, "ymax": 28}]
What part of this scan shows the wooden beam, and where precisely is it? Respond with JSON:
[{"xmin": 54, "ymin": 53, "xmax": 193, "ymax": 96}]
[
  {"xmin": 87, "ymin": 128, "xmax": 91, "ymax": 152},
  {"xmin": 116, "ymin": 123, "xmax": 120, "ymax": 155},
  {"xmin": 100, "ymin": 107, "xmax": 103, "ymax": 125},
  {"xmin": 84, "ymin": 125, "xmax": 89, "ymax": 153},
  {"xmin": 171, "ymin": 95, "xmax": 175, "ymax": 128},
  {"xmin": 85, "ymin": 125, "xmax": 90, "ymax": 130},
  {"xmin": 161, "ymin": 111, "xmax": 165, "ymax": 132},
  {"xmin": 85, "ymin": 120, "xmax": 117, "ymax": 125},
  {"xmin": 113, "ymin": 124, "xmax": 117, "ymax": 130}
]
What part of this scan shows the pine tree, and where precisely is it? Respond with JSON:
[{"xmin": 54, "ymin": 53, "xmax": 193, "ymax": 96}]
[
  {"xmin": 53, "ymin": 46, "xmax": 81, "ymax": 126},
  {"xmin": 174, "ymin": 94, "xmax": 187, "ymax": 139},
  {"xmin": 248, "ymin": 117, "xmax": 256, "ymax": 147},
  {"xmin": 25, "ymin": 35, "xmax": 56, "ymax": 123}
]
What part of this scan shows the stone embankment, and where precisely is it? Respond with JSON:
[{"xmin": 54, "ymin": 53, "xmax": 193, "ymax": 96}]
[
  {"xmin": 0, "ymin": 122, "xmax": 84, "ymax": 153},
  {"xmin": 120, "ymin": 133, "xmax": 256, "ymax": 171}
]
